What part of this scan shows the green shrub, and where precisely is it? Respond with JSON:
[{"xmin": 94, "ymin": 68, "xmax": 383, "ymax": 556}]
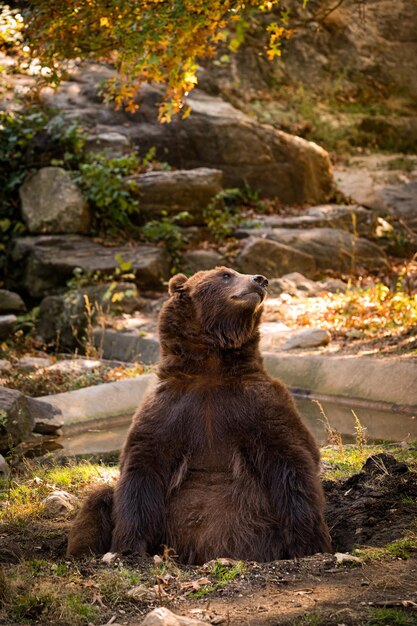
[{"xmin": 76, "ymin": 152, "xmax": 140, "ymax": 235}]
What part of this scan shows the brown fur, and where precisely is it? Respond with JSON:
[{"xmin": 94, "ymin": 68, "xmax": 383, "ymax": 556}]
[{"xmin": 67, "ymin": 268, "xmax": 331, "ymax": 563}]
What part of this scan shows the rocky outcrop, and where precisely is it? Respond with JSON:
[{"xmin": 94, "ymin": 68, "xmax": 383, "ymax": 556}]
[
  {"xmin": 133, "ymin": 168, "xmax": 223, "ymax": 224},
  {"xmin": 130, "ymin": 89, "xmax": 334, "ymax": 205},
  {"xmin": 41, "ymin": 72, "xmax": 334, "ymax": 206},
  {"xmin": 19, "ymin": 167, "xmax": 90, "ymax": 234},
  {"xmin": 8, "ymin": 235, "xmax": 170, "ymax": 297}
]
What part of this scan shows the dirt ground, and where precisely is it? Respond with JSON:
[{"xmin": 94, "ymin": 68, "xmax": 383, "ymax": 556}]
[{"xmin": 1, "ymin": 451, "xmax": 417, "ymax": 626}]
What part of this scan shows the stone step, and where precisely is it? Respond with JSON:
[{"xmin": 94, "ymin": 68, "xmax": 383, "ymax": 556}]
[
  {"xmin": 93, "ymin": 328, "xmax": 160, "ymax": 364},
  {"xmin": 9, "ymin": 235, "xmax": 171, "ymax": 298},
  {"xmin": 236, "ymin": 204, "xmax": 376, "ymax": 237},
  {"xmin": 235, "ymin": 228, "xmax": 387, "ymax": 276}
]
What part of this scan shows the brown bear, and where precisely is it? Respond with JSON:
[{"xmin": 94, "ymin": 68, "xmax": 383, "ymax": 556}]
[{"xmin": 67, "ymin": 267, "xmax": 331, "ymax": 563}]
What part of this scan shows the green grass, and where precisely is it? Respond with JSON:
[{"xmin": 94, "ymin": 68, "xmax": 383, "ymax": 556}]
[
  {"xmin": 0, "ymin": 460, "xmax": 118, "ymax": 530},
  {"xmin": 189, "ymin": 560, "xmax": 246, "ymax": 598},
  {"xmin": 354, "ymin": 532, "xmax": 417, "ymax": 562},
  {"xmin": 321, "ymin": 443, "xmax": 417, "ymax": 481},
  {"xmin": 367, "ymin": 608, "xmax": 417, "ymax": 626}
]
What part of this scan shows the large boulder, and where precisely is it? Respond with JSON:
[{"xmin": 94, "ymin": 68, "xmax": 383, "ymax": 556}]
[
  {"xmin": 0, "ymin": 387, "xmax": 34, "ymax": 452},
  {"xmin": 19, "ymin": 167, "xmax": 91, "ymax": 234},
  {"xmin": 8, "ymin": 235, "xmax": 170, "ymax": 297},
  {"xmin": 133, "ymin": 168, "xmax": 223, "ymax": 224},
  {"xmin": 41, "ymin": 75, "xmax": 333, "ymax": 206},
  {"xmin": 258, "ymin": 228, "xmax": 388, "ymax": 273},
  {"xmin": 128, "ymin": 89, "xmax": 333, "ymax": 205},
  {"xmin": 236, "ymin": 237, "xmax": 316, "ymax": 278}
]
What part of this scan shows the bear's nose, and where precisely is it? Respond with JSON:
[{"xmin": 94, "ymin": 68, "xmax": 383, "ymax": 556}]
[{"xmin": 253, "ymin": 274, "xmax": 268, "ymax": 288}]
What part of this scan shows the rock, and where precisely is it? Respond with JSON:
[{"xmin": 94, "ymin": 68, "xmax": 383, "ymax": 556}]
[
  {"xmin": 86, "ymin": 130, "xmax": 132, "ymax": 155},
  {"xmin": 27, "ymin": 397, "xmax": 64, "ymax": 435},
  {"xmin": 9, "ymin": 235, "xmax": 170, "ymax": 297},
  {"xmin": 41, "ymin": 490, "xmax": 79, "ymax": 516},
  {"xmin": 19, "ymin": 167, "xmax": 90, "ymax": 234},
  {"xmin": 335, "ymin": 552, "xmax": 362, "ymax": 566},
  {"xmin": 127, "ymin": 585, "xmax": 156, "ymax": 602},
  {"xmin": 0, "ymin": 387, "xmax": 34, "ymax": 451},
  {"xmin": 140, "ymin": 607, "xmax": 207, "ymax": 626},
  {"xmin": 334, "ymin": 156, "xmax": 417, "ymax": 236},
  {"xmin": 265, "ymin": 228, "xmax": 388, "ymax": 273},
  {"xmin": 268, "ymin": 273, "xmax": 349, "ymax": 297},
  {"xmin": 260, "ymin": 322, "xmax": 293, "ymax": 351},
  {"xmin": 182, "ymin": 249, "xmax": 225, "ymax": 274},
  {"xmin": 319, "ymin": 278, "xmax": 348, "ymax": 294},
  {"xmin": 281, "ymin": 328, "xmax": 331, "ymax": 351},
  {"xmin": 130, "ymin": 89, "xmax": 333, "ymax": 205},
  {"xmin": 242, "ymin": 204, "xmax": 375, "ymax": 237},
  {"xmin": 47, "ymin": 358, "xmax": 102, "ymax": 374},
  {"xmin": 0, "ymin": 315, "xmax": 16, "ymax": 340},
  {"xmin": 17, "ymin": 356, "xmax": 53, "ymax": 372},
  {"xmin": 132, "ymin": 168, "xmax": 223, "ymax": 224},
  {"xmin": 0, "ymin": 290, "xmax": 26, "ymax": 314},
  {"xmin": 236, "ymin": 237, "xmax": 316, "ymax": 279},
  {"xmin": 0, "ymin": 360, "xmax": 11, "ymax": 373},
  {"xmin": 0, "ymin": 453, "xmax": 9, "ymax": 476},
  {"xmin": 93, "ymin": 329, "xmax": 160, "ymax": 364},
  {"xmin": 102, "ymin": 552, "xmax": 118, "ymax": 564},
  {"xmin": 37, "ymin": 283, "xmax": 142, "ymax": 351},
  {"xmin": 268, "ymin": 272, "xmax": 322, "ymax": 297}
]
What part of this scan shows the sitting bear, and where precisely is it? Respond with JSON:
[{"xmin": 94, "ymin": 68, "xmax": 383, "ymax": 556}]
[{"xmin": 67, "ymin": 268, "xmax": 331, "ymax": 563}]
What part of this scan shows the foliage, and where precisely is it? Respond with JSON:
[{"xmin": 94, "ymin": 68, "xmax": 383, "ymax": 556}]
[
  {"xmin": 24, "ymin": 0, "xmax": 304, "ymax": 118},
  {"xmin": 142, "ymin": 211, "xmax": 190, "ymax": 272},
  {"xmin": 75, "ymin": 152, "xmax": 140, "ymax": 235},
  {"xmin": 0, "ymin": 4, "xmax": 23, "ymax": 50},
  {"xmin": 293, "ymin": 281, "xmax": 417, "ymax": 340},
  {"xmin": 0, "ymin": 107, "xmax": 86, "ymax": 275},
  {"xmin": 203, "ymin": 188, "xmax": 245, "ymax": 241}
]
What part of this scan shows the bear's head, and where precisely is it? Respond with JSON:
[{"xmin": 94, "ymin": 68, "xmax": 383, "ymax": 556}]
[{"xmin": 158, "ymin": 267, "xmax": 268, "ymax": 361}]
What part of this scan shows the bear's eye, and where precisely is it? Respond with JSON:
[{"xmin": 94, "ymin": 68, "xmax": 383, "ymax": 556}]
[{"xmin": 222, "ymin": 272, "xmax": 232, "ymax": 280}]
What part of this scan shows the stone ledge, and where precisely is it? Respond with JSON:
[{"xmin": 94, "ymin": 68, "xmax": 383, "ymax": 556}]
[{"xmin": 263, "ymin": 352, "xmax": 417, "ymax": 411}]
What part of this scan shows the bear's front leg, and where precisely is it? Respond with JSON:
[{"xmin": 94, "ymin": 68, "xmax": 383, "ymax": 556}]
[
  {"xmin": 264, "ymin": 454, "xmax": 332, "ymax": 558},
  {"xmin": 110, "ymin": 396, "xmax": 181, "ymax": 556},
  {"xmin": 111, "ymin": 465, "xmax": 166, "ymax": 555}
]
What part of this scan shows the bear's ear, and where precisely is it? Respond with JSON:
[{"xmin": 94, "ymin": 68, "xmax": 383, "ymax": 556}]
[{"xmin": 168, "ymin": 273, "xmax": 188, "ymax": 296}]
